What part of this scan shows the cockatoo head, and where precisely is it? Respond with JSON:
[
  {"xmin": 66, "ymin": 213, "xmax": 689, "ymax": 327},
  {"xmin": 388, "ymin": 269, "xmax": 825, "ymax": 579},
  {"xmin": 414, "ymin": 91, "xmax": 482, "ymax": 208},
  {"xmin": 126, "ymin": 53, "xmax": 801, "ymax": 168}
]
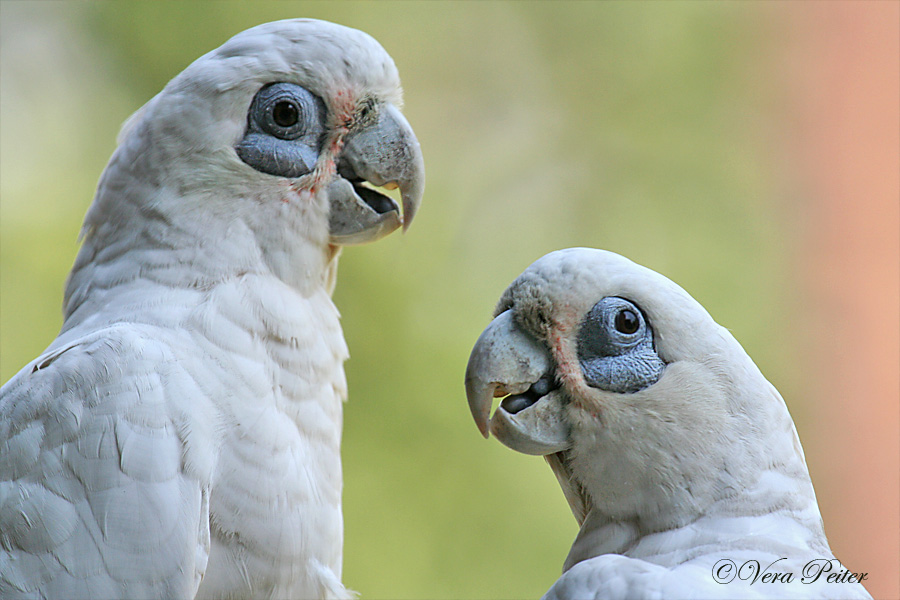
[
  {"xmin": 83, "ymin": 18, "xmax": 423, "ymax": 265},
  {"xmin": 466, "ymin": 248, "xmax": 811, "ymax": 536}
]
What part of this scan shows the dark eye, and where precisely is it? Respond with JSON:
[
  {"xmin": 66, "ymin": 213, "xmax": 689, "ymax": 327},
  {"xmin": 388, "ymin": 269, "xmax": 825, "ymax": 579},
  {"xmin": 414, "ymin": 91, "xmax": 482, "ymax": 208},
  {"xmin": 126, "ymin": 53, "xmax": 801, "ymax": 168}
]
[
  {"xmin": 272, "ymin": 100, "xmax": 299, "ymax": 128},
  {"xmin": 248, "ymin": 83, "xmax": 323, "ymax": 141},
  {"xmin": 236, "ymin": 82, "xmax": 327, "ymax": 178},
  {"xmin": 577, "ymin": 297, "xmax": 665, "ymax": 394},
  {"xmin": 614, "ymin": 309, "xmax": 640, "ymax": 335}
]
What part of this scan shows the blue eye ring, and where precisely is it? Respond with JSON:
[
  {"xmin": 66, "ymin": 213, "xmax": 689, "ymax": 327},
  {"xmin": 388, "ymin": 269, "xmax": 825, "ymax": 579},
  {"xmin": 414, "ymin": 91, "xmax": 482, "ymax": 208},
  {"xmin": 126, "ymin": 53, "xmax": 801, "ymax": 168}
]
[
  {"xmin": 577, "ymin": 297, "xmax": 665, "ymax": 394},
  {"xmin": 253, "ymin": 83, "xmax": 318, "ymax": 140},
  {"xmin": 236, "ymin": 82, "xmax": 327, "ymax": 179}
]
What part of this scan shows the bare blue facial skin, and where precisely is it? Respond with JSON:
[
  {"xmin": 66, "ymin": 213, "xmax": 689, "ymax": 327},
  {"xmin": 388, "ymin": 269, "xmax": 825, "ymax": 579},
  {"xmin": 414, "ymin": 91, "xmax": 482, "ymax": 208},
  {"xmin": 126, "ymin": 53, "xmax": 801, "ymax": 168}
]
[
  {"xmin": 236, "ymin": 82, "xmax": 327, "ymax": 178},
  {"xmin": 577, "ymin": 296, "xmax": 665, "ymax": 393}
]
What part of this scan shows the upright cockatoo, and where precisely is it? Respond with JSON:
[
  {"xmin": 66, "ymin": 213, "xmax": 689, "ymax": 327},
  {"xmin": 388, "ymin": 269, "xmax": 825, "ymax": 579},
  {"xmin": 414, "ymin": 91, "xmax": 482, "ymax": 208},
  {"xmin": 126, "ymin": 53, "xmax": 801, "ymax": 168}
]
[
  {"xmin": 0, "ymin": 19, "xmax": 424, "ymax": 599},
  {"xmin": 466, "ymin": 249, "xmax": 871, "ymax": 600}
]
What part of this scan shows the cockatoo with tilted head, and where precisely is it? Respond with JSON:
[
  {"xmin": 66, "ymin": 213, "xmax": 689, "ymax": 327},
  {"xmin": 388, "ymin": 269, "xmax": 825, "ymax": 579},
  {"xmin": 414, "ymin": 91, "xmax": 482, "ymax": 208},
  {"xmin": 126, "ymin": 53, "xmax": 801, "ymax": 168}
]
[
  {"xmin": 1, "ymin": 19, "xmax": 424, "ymax": 599},
  {"xmin": 466, "ymin": 248, "xmax": 871, "ymax": 600}
]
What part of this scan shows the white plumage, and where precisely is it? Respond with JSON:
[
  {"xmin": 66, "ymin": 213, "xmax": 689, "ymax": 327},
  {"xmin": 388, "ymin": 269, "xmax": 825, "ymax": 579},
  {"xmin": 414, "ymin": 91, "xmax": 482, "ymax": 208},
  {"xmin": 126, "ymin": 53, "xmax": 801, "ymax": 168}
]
[
  {"xmin": 466, "ymin": 248, "xmax": 871, "ymax": 600},
  {"xmin": 1, "ymin": 19, "xmax": 424, "ymax": 599}
]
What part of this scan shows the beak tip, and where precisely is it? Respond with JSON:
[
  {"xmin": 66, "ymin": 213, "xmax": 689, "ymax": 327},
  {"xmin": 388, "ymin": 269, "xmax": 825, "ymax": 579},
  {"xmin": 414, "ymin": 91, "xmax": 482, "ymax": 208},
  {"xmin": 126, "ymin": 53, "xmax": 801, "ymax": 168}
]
[
  {"xmin": 400, "ymin": 178, "xmax": 423, "ymax": 233},
  {"xmin": 466, "ymin": 377, "xmax": 493, "ymax": 440},
  {"xmin": 470, "ymin": 403, "xmax": 491, "ymax": 440}
]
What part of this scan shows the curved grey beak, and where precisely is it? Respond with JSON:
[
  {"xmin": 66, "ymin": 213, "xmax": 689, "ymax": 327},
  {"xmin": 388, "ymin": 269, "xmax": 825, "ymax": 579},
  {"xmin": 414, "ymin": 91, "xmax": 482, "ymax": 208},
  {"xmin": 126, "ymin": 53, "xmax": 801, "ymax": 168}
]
[
  {"xmin": 465, "ymin": 310, "xmax": 570, "ymax": 455},
  {"xmin": 328, "ymin": 103, "xmax": 425, "ymax": 245}
]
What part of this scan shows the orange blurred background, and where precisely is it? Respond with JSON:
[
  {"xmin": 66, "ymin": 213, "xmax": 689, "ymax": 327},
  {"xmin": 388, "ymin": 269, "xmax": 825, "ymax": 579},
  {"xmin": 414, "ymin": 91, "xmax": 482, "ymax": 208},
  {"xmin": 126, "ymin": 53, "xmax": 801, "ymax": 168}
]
[{"xmin": 785, "ymin": 3, "xmax": 899, "ymax": 598}]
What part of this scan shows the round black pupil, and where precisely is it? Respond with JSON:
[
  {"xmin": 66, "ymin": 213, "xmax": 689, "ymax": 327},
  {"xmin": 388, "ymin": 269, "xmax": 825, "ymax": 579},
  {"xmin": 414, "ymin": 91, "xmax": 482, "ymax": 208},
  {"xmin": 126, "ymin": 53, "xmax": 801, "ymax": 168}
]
[
  {"xmin": 615, "ymin": 309, "xmax": 639, "ymax": 334},
  {"xmin": 272, "ymin": 101, "xmax": 299, "ymax": 127}
]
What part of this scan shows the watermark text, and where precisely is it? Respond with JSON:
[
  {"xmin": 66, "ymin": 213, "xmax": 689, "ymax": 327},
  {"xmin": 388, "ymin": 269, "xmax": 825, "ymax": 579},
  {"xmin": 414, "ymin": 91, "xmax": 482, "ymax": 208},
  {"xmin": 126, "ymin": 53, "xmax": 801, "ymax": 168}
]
[{"xmin": 712, "ymin": 558, "xmax": 868, "ymax": 586}]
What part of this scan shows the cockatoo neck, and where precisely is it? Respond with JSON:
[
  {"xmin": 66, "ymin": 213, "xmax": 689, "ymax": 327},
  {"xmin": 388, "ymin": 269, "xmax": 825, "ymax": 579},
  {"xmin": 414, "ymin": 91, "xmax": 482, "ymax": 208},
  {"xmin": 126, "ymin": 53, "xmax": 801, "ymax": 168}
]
[
  {"xmin": 63, "ymin": 138, "xmax": 340, "ymax": 332},
  {"xmin": 565, "ymin": 463, "xmax": 829, "ymax": 572},
  {"xmin": 564, "ymin": 357, "xmax": 829, "ymax": 571}
]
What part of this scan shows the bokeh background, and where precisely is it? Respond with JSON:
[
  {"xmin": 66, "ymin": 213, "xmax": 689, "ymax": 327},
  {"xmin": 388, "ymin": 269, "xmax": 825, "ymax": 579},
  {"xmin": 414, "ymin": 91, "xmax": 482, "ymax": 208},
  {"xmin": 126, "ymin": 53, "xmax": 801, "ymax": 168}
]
[{"xmin": 1, "ymin": 1, "xmax": 897, "ymax": 598}]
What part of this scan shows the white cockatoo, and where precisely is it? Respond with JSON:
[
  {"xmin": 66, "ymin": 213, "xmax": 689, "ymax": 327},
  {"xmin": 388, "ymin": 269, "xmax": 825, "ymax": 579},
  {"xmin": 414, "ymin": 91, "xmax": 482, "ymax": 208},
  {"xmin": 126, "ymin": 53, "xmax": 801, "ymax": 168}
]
[
  {"xmin": 466, "ymin": 248, "xmax": 871, "ymax": 600},
  {"xmin": 0, "ymin": 19, "xmax": 424, "ymax": 599}
]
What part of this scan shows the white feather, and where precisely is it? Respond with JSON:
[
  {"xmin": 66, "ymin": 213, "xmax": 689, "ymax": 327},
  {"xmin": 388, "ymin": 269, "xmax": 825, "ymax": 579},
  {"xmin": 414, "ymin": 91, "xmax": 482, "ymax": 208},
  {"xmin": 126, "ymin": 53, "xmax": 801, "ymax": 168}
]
[{"xmin": 1, "ymin": 19, "xmax": 404, "ymax": 599}]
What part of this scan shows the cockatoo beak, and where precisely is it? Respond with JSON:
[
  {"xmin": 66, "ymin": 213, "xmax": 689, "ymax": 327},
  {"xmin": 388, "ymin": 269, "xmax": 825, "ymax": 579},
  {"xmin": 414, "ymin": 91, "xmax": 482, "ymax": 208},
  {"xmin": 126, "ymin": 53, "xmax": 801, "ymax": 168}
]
[
  {"xmin": 465, "ymin": 310, "xmax": 571, "ymax": 455},
  {"xmin": 328, "ymin": 103, "xmax": 425, "ymax": 244}
]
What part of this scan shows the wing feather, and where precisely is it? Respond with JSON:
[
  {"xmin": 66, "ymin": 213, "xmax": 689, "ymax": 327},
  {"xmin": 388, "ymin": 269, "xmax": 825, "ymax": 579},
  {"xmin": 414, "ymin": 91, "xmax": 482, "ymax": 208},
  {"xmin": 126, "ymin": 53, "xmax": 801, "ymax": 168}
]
[{"xmin": 0, "ymin": 326, "xmax": 210, "ymax": 598}]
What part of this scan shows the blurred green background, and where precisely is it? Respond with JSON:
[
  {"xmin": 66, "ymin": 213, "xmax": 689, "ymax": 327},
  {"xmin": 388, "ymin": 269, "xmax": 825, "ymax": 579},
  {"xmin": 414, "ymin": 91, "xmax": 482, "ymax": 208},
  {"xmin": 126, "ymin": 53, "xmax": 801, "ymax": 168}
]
[{"xmin": 1, "ymin": 2, "xmax": 897, "ymax": 599}]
